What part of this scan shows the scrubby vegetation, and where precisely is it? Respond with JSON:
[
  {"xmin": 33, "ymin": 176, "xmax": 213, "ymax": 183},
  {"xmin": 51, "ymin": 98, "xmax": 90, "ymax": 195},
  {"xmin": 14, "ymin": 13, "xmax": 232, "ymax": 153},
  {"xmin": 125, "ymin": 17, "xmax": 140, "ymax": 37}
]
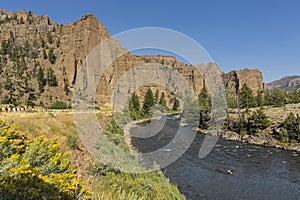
[
  {"xmin": 0, "ymin": 112, "xmax": 186, "ymax": 199},
  {"xmin": 88, "ymin": 117, "xmax": 186, "ymax": 199},
  {"xmin": 0, "ymin": 11, "xmax": 66, "ymax": 108},
  {"xmin": 89, "ymin": 164, "xmax": 185, "ymax": 200},
  {"xmin": 198, "ymin": 82, "xmax": 300, "ymax": 146},
  {"xmin": 0, "ymin": 120, "xmax": 91, "ymax": 199},
  {"xmin": 273, "ymin": 112, "xmax": 300, "ymax": 143}
]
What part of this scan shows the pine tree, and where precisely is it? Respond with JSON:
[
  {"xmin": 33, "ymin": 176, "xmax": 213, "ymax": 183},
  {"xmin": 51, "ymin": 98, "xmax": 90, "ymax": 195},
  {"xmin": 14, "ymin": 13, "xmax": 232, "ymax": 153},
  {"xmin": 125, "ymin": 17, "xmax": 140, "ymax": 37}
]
[
  {"xmin": 62, "ymin": 67, "xmax": 70, "ymax": 95},
  {"xmin": 19, "ymin": 17, "xmax": 24, "ymax": 24},
  {"xmin": 48, "ymin": 48, "xmax": 56, "ymax": 64},
  {"xmin": 129, "ymin": 92, "xmax": 140, "ymax": 112},
  {"xmin": 154, "ymin": 89, "xmax": 159, "ymax": 104},
  {"xmin": 27, "ymin": 10, "xmax": 33, "ymax": 24},
  {"xmin": 47, "ymin": 32, "xmax": 53, "ymax": 44},
  {"xmin": 264, "ymin": 89, "xmax": 272, "ymax": 106},
  {"xmin": 142, "ymin": 88, "xmax": 154, "ymax": 116},
  {"xmin": 256, "ymin": 90, "xmax": 264, "ymax": 107},
  {"xmin": 43, "ymin": 49, "xmax": 47, "ymax": 59},
  {"xmin": 37, "ymin": 66, "xmax": 46, "ymax": 93},
  {"xmin": 172, "ymin": 97, "xmax": 180, "ymax": 111},
  {"xmin": 64, "ymin": 78, "xmax": 70, "ymax": 95},
  {"xmin": 159, "ymin": 91, "xmax": 166, "ymax": 107},
  {"xmin": 129, "ymin": 92, "xmax": 141, "ymax": 119},
  {"xmin": 41, "ymin": 39, "xmax": 46, "ymax": 48},
  {"xmin": 271, "ymin": 88, "xmax": 286, "ymax": 107},
  {"xmin": 198, "ymin": 80, "xmax": 211, "ymax": 129},
  {"xmin": 239, "ymin": 83, "xmax": 256, "ymax": 111},
  {"xmin": 226, "ymin": 88, "xmax": 237, "ymax": 108},
  {"xmin": 47, "ymin": 68, "xmax": 58, "ymax": 87},
  {"xmin": 246, "ymin": 107, "xmax": 270, "ymax": 135}
]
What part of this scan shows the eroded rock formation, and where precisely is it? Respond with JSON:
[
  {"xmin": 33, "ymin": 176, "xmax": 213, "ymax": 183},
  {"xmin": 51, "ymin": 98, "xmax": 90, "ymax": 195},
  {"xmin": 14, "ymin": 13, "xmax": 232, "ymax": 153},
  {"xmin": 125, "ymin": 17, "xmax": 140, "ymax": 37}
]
[{"xmin": 0, "ymin": 9, "xmax": 265, "ymax": 109}]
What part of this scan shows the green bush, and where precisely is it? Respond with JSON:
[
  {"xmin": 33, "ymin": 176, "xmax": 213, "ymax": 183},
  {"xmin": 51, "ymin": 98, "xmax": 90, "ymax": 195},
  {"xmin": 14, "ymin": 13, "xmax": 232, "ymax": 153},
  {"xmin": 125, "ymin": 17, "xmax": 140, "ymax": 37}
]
[
  {"xmin": 49, "ymin": 100, "xmax": 68, "ymax": 109},
  {"xmin": 0, "ymin": 120, "xmax": 91, "ymax": 199},
  {"xmin": 66, "ymin": 134, "xmax": 79, "ymax": 150},
  {"xmin": 273, "ymin": 112, "xmax": 300, "ymax": 143}
]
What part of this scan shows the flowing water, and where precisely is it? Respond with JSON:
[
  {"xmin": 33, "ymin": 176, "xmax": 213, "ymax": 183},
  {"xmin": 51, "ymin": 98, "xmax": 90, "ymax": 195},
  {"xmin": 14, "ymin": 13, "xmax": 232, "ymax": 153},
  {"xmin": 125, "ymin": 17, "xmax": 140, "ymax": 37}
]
[{"xmin": 131, "ymin": 116, "xmax": 300, "ymax": 200}]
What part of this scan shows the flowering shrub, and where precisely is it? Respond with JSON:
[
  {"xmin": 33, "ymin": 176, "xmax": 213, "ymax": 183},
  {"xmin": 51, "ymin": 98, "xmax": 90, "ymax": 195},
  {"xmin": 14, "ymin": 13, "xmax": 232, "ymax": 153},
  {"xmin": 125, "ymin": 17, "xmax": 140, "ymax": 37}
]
[{"xmin": 0, "ymin": 120, "xmax": 91, "ymax": 200}]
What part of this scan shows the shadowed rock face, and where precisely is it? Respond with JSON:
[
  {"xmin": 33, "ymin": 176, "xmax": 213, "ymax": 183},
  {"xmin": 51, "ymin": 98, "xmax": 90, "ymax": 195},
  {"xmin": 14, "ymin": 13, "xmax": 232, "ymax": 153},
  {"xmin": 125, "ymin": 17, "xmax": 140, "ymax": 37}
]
[{"xmin": 0, "ymin": 9, "xmax": 264, "ymax": 108}]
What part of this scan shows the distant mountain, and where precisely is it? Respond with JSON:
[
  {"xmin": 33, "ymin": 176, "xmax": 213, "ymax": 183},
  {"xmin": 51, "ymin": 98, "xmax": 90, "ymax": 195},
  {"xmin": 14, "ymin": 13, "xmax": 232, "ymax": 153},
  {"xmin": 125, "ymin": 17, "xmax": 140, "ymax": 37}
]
[{"xmin": 266, "ymin": 76, "xmax": 300, "ymax": 91}]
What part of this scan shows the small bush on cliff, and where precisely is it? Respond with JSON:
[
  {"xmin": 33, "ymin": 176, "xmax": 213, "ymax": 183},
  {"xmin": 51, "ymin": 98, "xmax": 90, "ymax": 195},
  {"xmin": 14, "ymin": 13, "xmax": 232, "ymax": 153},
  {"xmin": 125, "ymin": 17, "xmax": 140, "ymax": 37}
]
[{"xmin": 0, "ymin": 120, "xmax": 91, "ymax": 199}]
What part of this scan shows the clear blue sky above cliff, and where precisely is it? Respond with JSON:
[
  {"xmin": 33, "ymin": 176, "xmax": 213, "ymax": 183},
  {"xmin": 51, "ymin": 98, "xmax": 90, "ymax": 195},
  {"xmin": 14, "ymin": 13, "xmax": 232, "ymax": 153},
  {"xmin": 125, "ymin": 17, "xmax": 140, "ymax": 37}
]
[{"xmin": 2, "ymin": 0, "xmax": 300, "ymax": 82}]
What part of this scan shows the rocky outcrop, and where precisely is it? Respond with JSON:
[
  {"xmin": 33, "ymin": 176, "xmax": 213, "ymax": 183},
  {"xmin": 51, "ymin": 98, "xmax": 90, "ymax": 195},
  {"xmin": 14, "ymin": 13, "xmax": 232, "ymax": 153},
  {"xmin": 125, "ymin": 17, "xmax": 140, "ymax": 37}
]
[
  {"xmin": 0, "ymin": 9, "xmax": 265, "ymax": 109},
  {"xmin": 223, "ymin": 69, "xmax": 265, "ymax": 95}
]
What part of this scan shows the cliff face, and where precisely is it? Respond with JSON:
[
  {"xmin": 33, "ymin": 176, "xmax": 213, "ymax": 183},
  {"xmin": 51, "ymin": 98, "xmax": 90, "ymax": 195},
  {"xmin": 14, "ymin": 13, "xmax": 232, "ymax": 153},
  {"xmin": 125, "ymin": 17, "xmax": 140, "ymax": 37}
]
[
  {"xmin": 223, "ymin": 69, "xmax": 265, "ymax": 95},
  {"xmin": 0, "ymin": 9, "xmax": 264, "ymax": 108}
]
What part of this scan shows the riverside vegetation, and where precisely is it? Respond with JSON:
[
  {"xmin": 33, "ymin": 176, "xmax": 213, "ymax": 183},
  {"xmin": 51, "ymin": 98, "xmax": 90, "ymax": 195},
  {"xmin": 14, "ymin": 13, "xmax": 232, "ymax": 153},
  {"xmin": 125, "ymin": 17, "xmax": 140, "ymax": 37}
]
[
  {"xmin": 129, "ymin": 80, "xmax": 300, "ymax": 147},
  {"xmin": 213, "ymin": 83, "xmax": 300, "ymax": 148},
  {"xmin": 0, "ymin": 112, "xmax": 185, "ymax": 199},
  {"xmin": 1, "ymin": 9, "xmax": 300, "ymax": 199}
]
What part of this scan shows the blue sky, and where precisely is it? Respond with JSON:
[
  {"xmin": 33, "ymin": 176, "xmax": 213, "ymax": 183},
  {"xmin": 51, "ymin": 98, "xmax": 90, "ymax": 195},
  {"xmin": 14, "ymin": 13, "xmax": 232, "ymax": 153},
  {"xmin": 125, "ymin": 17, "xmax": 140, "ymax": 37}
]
[{"xmin": 1, "ymin": 0, "xmax": 299, "ymax": 82}]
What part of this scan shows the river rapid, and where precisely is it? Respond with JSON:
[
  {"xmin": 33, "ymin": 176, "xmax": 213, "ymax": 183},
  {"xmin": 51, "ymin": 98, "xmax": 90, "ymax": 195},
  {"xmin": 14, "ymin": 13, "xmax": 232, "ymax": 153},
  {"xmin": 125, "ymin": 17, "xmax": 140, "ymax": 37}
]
[{"xmin": 130, "ymin": 116, "xmax": 300, "ymax": 200}]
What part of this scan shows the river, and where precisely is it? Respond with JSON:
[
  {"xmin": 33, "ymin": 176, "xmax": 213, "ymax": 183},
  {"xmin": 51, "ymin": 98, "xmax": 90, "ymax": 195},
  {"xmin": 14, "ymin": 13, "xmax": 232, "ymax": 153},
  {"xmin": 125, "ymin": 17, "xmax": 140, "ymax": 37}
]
[{"xmin": 130, "ymin": 116, "xmax": 300, "ymax": 200}]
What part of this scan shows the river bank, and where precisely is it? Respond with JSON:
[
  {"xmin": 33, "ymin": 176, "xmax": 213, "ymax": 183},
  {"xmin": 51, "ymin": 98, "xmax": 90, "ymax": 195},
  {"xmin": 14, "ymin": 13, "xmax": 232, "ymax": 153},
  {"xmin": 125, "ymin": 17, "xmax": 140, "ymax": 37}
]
[
  {"xmin": 196, "ymin": 128, "xmax": 300, "ymax": 152},
  {"xmin": 124, "ymin": 113, "xmax": 300, "ymax": 153}
]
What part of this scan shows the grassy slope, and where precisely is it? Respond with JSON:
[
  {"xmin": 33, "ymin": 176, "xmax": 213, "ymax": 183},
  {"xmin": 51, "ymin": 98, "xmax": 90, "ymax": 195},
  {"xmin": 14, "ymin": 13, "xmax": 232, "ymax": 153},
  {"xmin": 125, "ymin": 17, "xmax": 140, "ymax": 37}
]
[{"xmin": 0, "ymin": 111, "xmax": 185, "ymax": 200}]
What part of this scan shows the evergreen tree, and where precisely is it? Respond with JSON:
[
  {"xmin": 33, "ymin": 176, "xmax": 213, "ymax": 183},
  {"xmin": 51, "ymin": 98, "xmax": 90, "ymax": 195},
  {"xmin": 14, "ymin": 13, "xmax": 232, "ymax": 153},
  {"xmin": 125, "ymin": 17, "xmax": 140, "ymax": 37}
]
[
  {"xmin": 48, "ymin": 48, "xmax": 56, "ymax": 64},
  {"xmin": 142, "ymin": 88, "xmax": 154, "ymax": 116},
  {"xmin": 264, "ymin": 89, "xmax": 272, "ymax": 106},
  {"xmin": 129, "ymin": 92, "xmax": 140, "ymax": 112},
  {"xmin": 225, "ymin": 88, "xmax": 237, "ymax": 108},
  {"xmin": 19, "ymin": 17, "xmax": 24, "ymax": 24},
  {"xmin": 64, "ymin": 78, "xmax": 70, "ymax": 95},
  {"xmin": 41, "ymin": 39, "xmax": 46, "ymax": 48},
  {"xmin": 56, "ymin": 38, "xmax": 60, "ymax": 48},
  {"xmin": 198, "ymin": 80, "xmax": 211, "ymax": 129},
  {"xmin": 37, "ymin": 66, "xmax": 46, "ymax": 93},
  {"xmin": 43, "ymin": 48, "xmax": 47, "ymax": 59},
  {"xmin": 47, "ymin": 32, "xmax": 53, "ymax": 44},
  {"xmin": 271, "ymin": 88, "xmax": 286, "ymax": 107},
  {"xmin": 287, "ymin": 90, "xmax": 300, "ymax": 104},
  {"xmin": 172, "ymin": 97, "xmax": 180, "ymax": 111},
  {"xmin": 238, "ymin": 83, "xmax": 256, "ymax": 110},
  {"xmin": 274, "ymin": 112, "xmax": 300, "ymax": 142},
  {"xmin": 154, "ymin": 89, "xmax": 159, "ymax": 104},
  {"xmin": 129, "ymin": 92, "xmax": 141, "ymax": 119},
  {"xmin": 246, "ymin": 107, "xmax": 270, "ymax": 135},
  {"xmin": 27, "ymin": 10, "xmax": 33, "ymax": 24},
  {"xmin": 46, "ymin": 68, "xmax": 58, "ymax": 87},
  {"xmin": 256, "ymin": 90, "xmax": 264, "ymax": 107},
  {"xmin": 159, "ymin": 91, "xmax": 166, "ymax": 107},
  {"xmin": 26, "ymin": 93, "xmax": 36, "ymax": 107},
  {"xmin": 62, "ymin": 67, "xmax": 70, "ymax": 95}
]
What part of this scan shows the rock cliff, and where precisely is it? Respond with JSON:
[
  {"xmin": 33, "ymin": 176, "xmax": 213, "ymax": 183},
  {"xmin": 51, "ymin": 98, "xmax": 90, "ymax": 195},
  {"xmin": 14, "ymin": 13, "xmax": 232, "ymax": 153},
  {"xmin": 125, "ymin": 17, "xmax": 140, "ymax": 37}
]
[
  {"xmin": 0, "ymin": 9, "xmax": 265, "ymax": 109},
  {"xmin": 223, "ymin": 69, "xmax": 265, "ymax": 95}
]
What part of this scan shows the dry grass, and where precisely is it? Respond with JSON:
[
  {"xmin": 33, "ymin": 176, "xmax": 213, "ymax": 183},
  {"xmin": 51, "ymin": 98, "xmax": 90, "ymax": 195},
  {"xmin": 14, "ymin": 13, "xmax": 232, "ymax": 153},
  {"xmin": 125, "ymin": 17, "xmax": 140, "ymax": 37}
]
[
  {"xmin": 228, "ymin": 103, "xmax": 300, "ymax": 126},
  {"xmin": 0, "ymin": 111, "xmax": 76, "ymax": 151},
  {"xmin": 0, "ymin": 109, "xmax": 185, "ymax": 200}
]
